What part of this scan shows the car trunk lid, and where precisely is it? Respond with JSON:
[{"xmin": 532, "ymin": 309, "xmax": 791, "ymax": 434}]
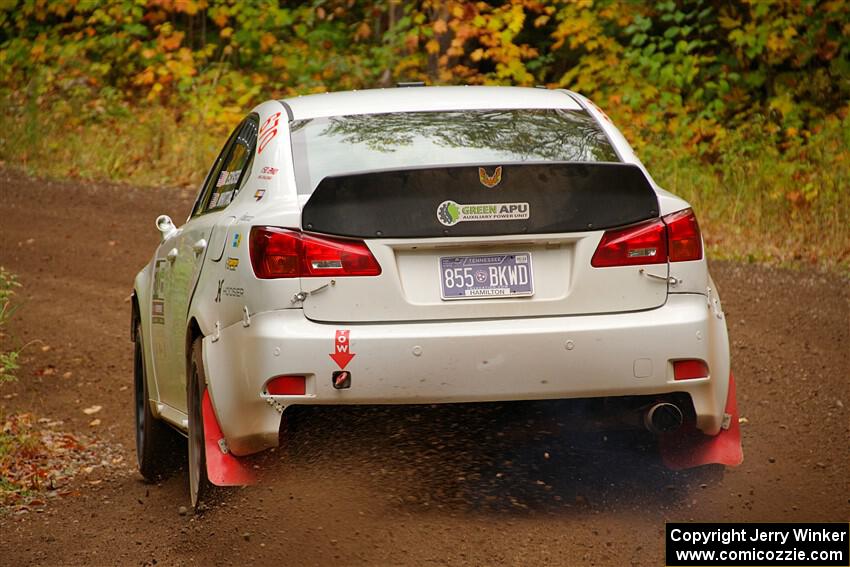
[{"xmin": 298, "ymin": 163, "xmax": 667, "ymax": 323}]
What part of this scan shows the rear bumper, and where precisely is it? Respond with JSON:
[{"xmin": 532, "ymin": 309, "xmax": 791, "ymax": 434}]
[{"xmin": 204, "ymin": 293, "xmax": 730, "ymax": 456}]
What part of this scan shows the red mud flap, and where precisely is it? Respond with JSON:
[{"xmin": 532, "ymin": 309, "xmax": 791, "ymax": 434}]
[
  {"xmin": 202, "ymin": 390, "xmax": 257, "ymax": 486},
  {"xmin": 659, "ymin": 373, "xmax": 744, "ymax": 470}
]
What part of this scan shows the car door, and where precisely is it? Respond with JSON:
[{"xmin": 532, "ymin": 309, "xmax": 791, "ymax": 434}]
[{"xmin": 150, "ymin": 117, "xmax": 258, "ymax": 413}]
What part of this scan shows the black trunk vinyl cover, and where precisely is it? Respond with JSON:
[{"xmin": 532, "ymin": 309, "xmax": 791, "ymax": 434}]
[{"xmin": 301, "ymin": 163, "xmax": 659, "ymax": 238}]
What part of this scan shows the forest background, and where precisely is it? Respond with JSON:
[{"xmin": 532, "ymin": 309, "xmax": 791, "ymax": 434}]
[{"xmin": 1, "ymin": 0, "xmax": 848, "ymax": 269}]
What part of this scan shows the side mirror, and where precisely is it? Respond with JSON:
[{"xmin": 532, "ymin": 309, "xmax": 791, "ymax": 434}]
[{"xmin": 156, "ymin": 215, "xmax": 177, "ymax": 241}]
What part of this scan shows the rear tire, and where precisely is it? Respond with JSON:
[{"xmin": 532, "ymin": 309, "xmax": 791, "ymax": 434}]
[
  {"xmin": 134, "ymin": 323, "xmax": 181, "ymax": 481},
  {"xmin": 187, "ymin": 337, "xmax": 212, "ymax": 509}
]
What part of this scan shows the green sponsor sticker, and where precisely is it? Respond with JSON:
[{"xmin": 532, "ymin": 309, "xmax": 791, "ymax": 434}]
[{"xmin": 436, "ymin": 200, "xmax": 530, "ymax": 226}]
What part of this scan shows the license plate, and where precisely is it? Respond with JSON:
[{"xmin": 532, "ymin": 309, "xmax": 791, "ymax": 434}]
[{"xmin": 439, "ymin": 253, "xmax": 534, "ymax": 300}]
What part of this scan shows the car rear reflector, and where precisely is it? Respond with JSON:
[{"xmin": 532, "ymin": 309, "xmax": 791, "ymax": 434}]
[
  {"xmin": 250, "ymin": 227, "xmax": 381, "ymax": 279},
  {"xmin": 673, "ymin": 360, "xmax": 709, "ymax": 381},
  {"xmin": 591, "ymin": 208, "xmax": 703, "ymax": 267},
  {"xmin": 664, "ymin": 208, "xmax": 703, "ymax": 262},
  {"xmin": 266, "ymin": 375, "xmax": 306, "ymax": 395},
  {"xmin": 590, "ymin": 218, "xmax": 667, "ymax": 267}
]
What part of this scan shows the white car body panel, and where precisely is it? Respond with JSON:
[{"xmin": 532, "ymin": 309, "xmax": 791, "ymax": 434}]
[
  {"xmin": 205, "ymin": 293, "xmax": 729, "ymax": 456},
  {"xmin": 284, "ymin": 85, "xmax": 583, "ymax": 119},
  {"xmin": 300, "ymin": 232, "xmax": 669, "ymax": 323},
  {"xmin": 132, "ymin": 87, "xmax": 731, "ymax": 453}
]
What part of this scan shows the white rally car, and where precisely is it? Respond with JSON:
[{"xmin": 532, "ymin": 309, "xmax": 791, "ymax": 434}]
[{"xmin": 131, "ymin": 86, "xmax": 742, "ymax": 507}]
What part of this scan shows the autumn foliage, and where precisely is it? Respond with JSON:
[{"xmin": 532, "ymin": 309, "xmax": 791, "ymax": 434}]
[{"xmin": 0, "ymin": 0, "xmax": 848, "ymax": 267}]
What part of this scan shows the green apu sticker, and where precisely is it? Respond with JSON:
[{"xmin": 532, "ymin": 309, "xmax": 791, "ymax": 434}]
[{"xmin": 437, "ymin": 200, "xmax": 530, "ymax": 226}]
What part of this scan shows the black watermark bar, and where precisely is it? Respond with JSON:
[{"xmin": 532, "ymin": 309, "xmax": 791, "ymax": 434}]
[{"xmin": 666, "ymin": 523, "xmax": 849, "ymax": 566}]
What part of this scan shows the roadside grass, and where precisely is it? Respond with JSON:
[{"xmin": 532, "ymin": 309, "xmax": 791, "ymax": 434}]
[
  {"xmin": 0, "ymin": 101, "xmax": 220, "ymax": 188},
  {"xmin": 644, "ymin": 117, "xmax": 850, "ymax": 271},
  {"xmin": 0, "ymin": 267, "xmax": 22, "ymax": 384},
  {"xmin": 0, "ymin": 267, "xmax": 36, "ymax": 509},
  {"xmin": 0, "ymin": 412, "xmax": 113, "ymax": 510},
  {"xmin": 0, "ymin": 269, "xmax": 38, "ymax": 508},
  {"xmin": 1, "ymin": 102, "xmax": 847, "ymax": 273},
  {"xmin": 0, "ymin": 270, "xmax": 118, "ymax": 511},
  {"xmin": 0, "ymin": 415, "xmax": 44, "ymax": 504}
]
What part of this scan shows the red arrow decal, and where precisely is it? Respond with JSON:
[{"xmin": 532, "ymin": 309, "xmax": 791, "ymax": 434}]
[{"xmin": 329, "ymin": 329, "xmax": 355, "ymax": 370}]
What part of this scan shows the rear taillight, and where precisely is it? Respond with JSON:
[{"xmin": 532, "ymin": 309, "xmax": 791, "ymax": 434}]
[
  {"xmin": 664, "ymin": 208, "xmax": 702, "ymax": 262},
  {"xmin": 249, "ymin": 227, "xmax": 381, "ymax": 279},
  {"xmin": 250, "ymin": 227, "xmax": 300, "ymax": 278},
  {"xmin": 300, "ymin": 233, "xmax": 382, "ymax": 277},
  {"xmin": 591, "ymin": 208, "xmax": 702, "ymax": 267},
  {"xmin": 591, "ymin": 218, "xmax": 667, "ymax": 267}
]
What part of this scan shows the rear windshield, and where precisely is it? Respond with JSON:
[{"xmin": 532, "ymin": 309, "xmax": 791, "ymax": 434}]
[{"xmin": 290, "ymin": 109, "xmax": 619, "ymax": 194}]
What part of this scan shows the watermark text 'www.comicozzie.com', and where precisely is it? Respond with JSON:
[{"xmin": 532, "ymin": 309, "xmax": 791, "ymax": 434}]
[{"xmin": 666, "ymin": 523, "xmax": 849, "ymax": 566}]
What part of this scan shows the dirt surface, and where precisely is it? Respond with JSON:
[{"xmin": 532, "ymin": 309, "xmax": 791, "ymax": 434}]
[{"xmin": 0, "ymin": 168, "xmax": 848, "ymax": 566}]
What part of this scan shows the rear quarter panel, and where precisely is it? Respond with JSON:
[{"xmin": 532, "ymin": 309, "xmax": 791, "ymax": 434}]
[{"xmin": 188, "ymin": 100, "xmax": 304, "ymax": 342}]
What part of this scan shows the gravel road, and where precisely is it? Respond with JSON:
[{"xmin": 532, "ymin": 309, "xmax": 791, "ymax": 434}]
[{"xmin": 0, "ymin": 169, "xmax": 847, "ymax": 566}]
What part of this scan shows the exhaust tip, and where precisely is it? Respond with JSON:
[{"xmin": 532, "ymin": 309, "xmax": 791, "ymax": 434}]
[{"xmin": 644, "ymin": 402, "xmax": 684, "ymax": 434}]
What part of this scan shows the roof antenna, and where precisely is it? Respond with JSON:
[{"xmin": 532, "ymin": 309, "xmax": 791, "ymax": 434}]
[{"xmin": 396, "ymin": 81, "xmax": 426, "ymax": 88}]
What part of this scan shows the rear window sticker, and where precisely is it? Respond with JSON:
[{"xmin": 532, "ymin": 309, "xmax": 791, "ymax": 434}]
[{"xmin": 218, "ymin": 190, "xmax": 234, "ymax": 207}]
